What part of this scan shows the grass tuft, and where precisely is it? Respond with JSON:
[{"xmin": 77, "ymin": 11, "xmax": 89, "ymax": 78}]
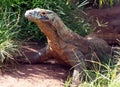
[
  {"xmin": 0, "ymin": 9, "xmax": 21, "ymax": 67},
  {"xmin": 65, "ymin": 46, "xmax": 120, "ymax": 87}
]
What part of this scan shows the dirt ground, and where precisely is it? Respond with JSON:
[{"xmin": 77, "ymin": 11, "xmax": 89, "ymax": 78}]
[{"xmin": 0, "ymin": 64, "xmax": 68, "ymax": 87}]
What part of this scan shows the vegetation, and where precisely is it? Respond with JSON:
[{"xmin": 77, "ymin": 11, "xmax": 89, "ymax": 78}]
[
  {"xmin": 0, "ymin": 9, "xmax": 21, "ymax": 67},
  {"xmin": 88, "ymin": 0, "xmax": 120, "ymax": 8},
  {"xmin": 67, "ymin": 0, "xmax": 120, "ymax": 8},
  {"xmin": 65, "ymin": 49, "xmax": 120, "ymax": 87},
  {"xmin": 79, "ymin": 50, "xmax": 120, "ymax": 87}
]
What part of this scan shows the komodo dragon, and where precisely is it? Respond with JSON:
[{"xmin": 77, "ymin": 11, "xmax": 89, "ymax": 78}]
[{"xmin": 25, "ymin": 8, "xmax": 112, "ymax": 87}]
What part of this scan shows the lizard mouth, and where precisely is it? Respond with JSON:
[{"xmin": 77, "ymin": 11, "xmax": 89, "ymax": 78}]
[{"xmin": 39, "ymin": 16, "xmax": 49, "ymax": 20}]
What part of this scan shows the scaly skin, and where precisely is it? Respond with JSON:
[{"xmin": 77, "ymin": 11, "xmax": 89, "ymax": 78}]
[{"xmin": 25, "ymin": 8, "xmax": 112, "ymax": 87}]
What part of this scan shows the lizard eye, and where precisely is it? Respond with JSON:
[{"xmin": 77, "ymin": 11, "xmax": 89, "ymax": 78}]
[{"xmin": 41, "ymin": 11, "xmax": 46, "ymax": 16}]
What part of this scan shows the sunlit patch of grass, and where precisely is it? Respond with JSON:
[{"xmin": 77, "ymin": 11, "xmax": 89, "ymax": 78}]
[
  {"xmin": 84, "ymin": 48, "xmax": 120, "ymax": 87},
  {"xmin": 77, "ymin": 62, "xmax": 120, "ymax": 87},
  {"xmin": 65, "ymin": 77, "xmax": 72, "ymax": 87},
  {"xmin": 65, "ymin": 47, "xmax": 120, "ymax": 87}
]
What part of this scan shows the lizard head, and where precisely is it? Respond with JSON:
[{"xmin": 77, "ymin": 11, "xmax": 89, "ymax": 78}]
[{"xmin": 25, "ymin": 8, "xmax": 55, "ymax": 23}]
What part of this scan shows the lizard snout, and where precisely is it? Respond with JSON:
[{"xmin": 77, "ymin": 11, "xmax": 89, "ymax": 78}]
[{"xmin": 25, "ymin": 10, "xmax": 32, "ymax": 18}]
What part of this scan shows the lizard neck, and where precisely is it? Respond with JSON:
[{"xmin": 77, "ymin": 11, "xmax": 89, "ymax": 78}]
[{"xmin": 36, "ymin": 21, "xmax": 57, "ymax": 42}]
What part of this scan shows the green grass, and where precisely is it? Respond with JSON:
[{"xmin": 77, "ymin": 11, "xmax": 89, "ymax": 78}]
[
  {"xmin": 65, "ymin": 62, "xmax": 120, "ymax": 87},
  {"xmin": 0, "ymin": 9, "xmax": 21, "ymax": 67},
  {"xmin": 98, "ymin": 0, "xmax": 120, "ymax": 8},
  {"xmin": 65, "ymin": 49, "xmax": 120, "ymax": 87}
]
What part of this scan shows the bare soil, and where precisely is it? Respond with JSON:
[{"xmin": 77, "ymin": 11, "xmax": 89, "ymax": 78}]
[
  {"xmin": 0, "ymin": 42, "xmax": 69, "ymax": 87},
  {"xmin": 0, "ymin": 64, "xmax": 68, "ymax": 87}
]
